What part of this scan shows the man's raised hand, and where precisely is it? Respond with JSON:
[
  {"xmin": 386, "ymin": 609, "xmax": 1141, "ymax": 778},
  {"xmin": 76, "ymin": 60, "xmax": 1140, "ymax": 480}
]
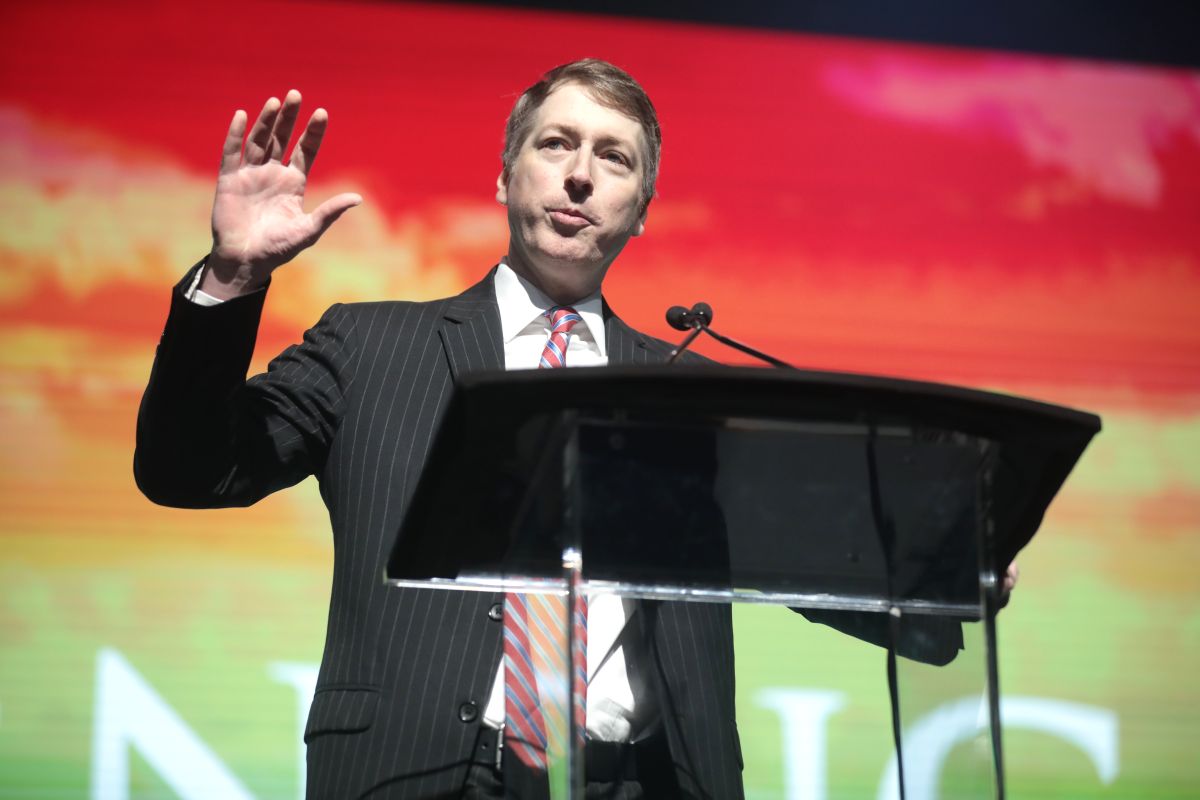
[{"xmin": 201, "ymin": 90, "xmax": 362, "ymax": 299}]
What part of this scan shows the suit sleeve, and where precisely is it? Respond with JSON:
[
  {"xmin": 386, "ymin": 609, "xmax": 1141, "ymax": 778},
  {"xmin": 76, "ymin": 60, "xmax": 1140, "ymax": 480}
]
[
  {"xmin": 795, "ymin": 608, "xmax": 963, "ymax": 666},
  {"xmin": 134, "ymin": 265, "xmax": 356, "ymax": 508}
]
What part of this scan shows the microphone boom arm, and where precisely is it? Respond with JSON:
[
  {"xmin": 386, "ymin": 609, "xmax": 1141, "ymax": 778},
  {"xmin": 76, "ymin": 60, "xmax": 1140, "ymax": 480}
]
[
  {"xmin": 665, "ymin": 301, "xmax": 794, "ymax": 369},
  {"xmin": 667, "ymin": 325, "xmax": 705, "ymax": 363},
  {"xmin": 697, "ymin": 325, "xmax": 794, "ymax": 369}
]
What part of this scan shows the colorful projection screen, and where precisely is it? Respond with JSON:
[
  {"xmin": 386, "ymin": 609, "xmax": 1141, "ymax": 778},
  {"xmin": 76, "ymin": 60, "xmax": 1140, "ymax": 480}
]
[{"xmin": 1, "ymin": 1, "xmax": 1197, "ymax": 797}]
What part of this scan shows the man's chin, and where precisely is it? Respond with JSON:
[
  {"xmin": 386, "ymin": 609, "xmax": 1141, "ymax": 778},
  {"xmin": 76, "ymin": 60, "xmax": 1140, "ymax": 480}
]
[{"xmin": 528, "ymin": 263, "xmax": 607, "ymax": 304}]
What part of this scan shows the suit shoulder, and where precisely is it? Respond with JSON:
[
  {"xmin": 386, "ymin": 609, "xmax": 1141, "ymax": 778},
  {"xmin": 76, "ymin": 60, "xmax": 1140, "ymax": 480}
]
[
  {"xmin": 609, "ymin": 320, "xmax": 718, "ymax": 366},
  {"xmin": 330, "ymin": 296, "xmax": 454, "ymax": 330},
  {"xmin": 335, "ymin": 296, "xmax": 450, "ymax": 316}
]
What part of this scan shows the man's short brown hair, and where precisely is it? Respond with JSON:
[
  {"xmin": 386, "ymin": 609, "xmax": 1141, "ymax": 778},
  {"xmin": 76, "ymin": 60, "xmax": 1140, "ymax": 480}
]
[{"xmin": 501, "ymin": 58, "xmax": 661, "ymax": 210}]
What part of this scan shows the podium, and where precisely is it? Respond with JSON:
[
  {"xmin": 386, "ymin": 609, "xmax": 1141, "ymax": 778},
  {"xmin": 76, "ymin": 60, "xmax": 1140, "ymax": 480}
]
[{"xmin": 386, "ymin": 366, "xmax": 1100, "ymax": 799}]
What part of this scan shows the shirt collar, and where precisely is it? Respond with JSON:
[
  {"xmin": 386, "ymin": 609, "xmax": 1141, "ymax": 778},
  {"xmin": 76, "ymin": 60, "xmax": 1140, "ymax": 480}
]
[{"xmin": 494, "ymin": 260, "xmax": 607, "ymax": 357}]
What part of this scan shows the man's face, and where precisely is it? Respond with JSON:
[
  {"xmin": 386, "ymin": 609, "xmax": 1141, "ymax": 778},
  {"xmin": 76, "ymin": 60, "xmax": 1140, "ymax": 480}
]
[{"xmin": 497, "ymin": 82, "xmax": 649, "ymax": 305}]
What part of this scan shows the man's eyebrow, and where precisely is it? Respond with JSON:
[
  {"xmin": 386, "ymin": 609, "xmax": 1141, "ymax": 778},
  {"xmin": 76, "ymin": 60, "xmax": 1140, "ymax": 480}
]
[
  {"xmin": 538, "ymin": 123, "xmax": 580, "ymax": 138},
  {"xmin": 539, "ymin": 123, "xmax": 638, "ymax": 151}
]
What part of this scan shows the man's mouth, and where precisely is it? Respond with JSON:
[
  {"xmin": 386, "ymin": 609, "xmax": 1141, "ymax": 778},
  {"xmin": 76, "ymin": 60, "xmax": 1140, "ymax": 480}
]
[{"xmin": 548, "ymin": 207, "xmax": 594, "ymax": 227}]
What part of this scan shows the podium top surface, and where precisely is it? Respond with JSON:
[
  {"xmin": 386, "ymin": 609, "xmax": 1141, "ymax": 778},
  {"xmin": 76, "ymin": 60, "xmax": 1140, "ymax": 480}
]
[{"xmin": 448, "ymin": 365, "xmax": 1100, "ymax": 437}]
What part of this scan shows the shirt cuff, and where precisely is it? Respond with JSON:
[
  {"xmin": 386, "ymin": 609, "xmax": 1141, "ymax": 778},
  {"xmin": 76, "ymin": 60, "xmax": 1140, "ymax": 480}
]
[{"xmin": 184, "ymin": 262, "xmax": 226, "ymax": 307}]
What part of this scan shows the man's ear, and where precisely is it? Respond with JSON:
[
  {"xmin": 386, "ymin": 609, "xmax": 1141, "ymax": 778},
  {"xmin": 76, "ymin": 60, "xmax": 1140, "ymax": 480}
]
[
  {"xmin": 496, "ymin": 170, "xmax": 508, "ymax": 205},
  {"xmin": 633, "ymin": 198, "xmax": 650, "ymax": 237}
]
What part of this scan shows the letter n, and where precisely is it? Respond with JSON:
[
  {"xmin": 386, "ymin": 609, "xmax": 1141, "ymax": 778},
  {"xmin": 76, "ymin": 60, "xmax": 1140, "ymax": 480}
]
[{"xmin": 90, "ymin": 647, "xmax": 255, "ymax": 800}]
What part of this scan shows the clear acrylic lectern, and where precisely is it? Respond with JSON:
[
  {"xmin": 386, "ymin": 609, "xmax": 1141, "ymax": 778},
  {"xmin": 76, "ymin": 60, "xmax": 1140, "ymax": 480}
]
[{"xmin": 385, "ymin": 366, "xmax": 1100, "ymax": 799}]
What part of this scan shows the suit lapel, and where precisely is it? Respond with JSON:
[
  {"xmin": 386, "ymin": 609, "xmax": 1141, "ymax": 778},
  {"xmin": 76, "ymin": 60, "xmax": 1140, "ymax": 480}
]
[
  {"xmin": 438, "ymin": 271, "xmax": 505, "ymax": 379},
  {"xmin": 604, "ymin": 300, "xmax": 657, "ymax": 366}
]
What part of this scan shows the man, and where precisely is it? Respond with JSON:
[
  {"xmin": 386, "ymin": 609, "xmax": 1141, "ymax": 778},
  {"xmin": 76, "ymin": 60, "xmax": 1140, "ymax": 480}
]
[{"xmin": 136, "ymin": 60, "xmax": 744, "ymax": 799}]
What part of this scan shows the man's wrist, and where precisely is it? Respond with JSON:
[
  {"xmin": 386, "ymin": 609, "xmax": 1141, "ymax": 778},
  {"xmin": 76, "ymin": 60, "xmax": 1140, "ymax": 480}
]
[{"xmin": 198, "ymin": 253, "xmax": 269, "ymax": 300}]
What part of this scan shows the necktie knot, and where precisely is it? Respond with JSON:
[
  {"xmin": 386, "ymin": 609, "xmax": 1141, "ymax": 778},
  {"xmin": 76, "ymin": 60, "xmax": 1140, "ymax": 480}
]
[
  {"xmin": 546, "ymin": 305, "xmax": 582, "ymax": 332},
  {"xmin": 540, "ymin": 306, "xmax": 582, "ymax": 369}
]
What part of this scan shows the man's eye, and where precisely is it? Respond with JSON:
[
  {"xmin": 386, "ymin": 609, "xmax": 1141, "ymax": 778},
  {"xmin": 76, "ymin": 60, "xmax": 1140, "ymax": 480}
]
[
  {"xmin": 603, "ymin": 152, "xmax": 629, "ymax": 166},
  {"xmin": 542, "ymin": 138, "xmax": 567, "ymax": 150}
]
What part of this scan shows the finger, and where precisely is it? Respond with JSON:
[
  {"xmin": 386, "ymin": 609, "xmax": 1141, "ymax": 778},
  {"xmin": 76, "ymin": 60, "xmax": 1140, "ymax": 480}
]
[
  {"xmin": 267, "ymin": 89, "xmax": 303, "ymax": 163},
  {"xmin": 289, "ymin": 108, "xmax": 329, "ymax": 176},
  {"xmin": 998, "ymin": 562, "xmax": 1019, "ymax": 610},
  {"xmin": 219, "ymin": 109, "xmax": 247, "ymax": 175},
  {"xmin": 1006, "ymin": 563, "xmax": 1020, "ymax": 591},
  {"xmin": 308, "ymin": 192, "xmax": 363, "ymax": 240},
  {"xmin": 244, "ymin": 96, "xmax": 282, "ymax": 165}
]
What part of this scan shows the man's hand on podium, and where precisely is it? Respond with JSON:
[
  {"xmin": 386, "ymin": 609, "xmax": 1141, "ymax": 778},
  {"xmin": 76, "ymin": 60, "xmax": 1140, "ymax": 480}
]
[
  {"xmin": 201, "ymin": 90, "xmax": 362, "ymax": 300},
  {"xmin": 999, "ymin": 561, "xmax": 1020, "ymax": 609}
]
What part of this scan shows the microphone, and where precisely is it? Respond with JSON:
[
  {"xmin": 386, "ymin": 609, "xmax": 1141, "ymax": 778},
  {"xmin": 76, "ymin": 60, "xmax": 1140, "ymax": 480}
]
[
  {"xmin": 666, "ymin": 303, "xmax": 708, "ymax": 361},
  {"xmin": 665, "ymin": 301, "xmax": 794, "ymax": 369},
  {"xmin": 666, "ymin": 302, "xmax": 713, "ymax": 331}
]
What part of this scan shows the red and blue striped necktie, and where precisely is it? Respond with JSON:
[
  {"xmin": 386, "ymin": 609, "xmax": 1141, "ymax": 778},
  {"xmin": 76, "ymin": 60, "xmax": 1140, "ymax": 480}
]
[{"xmin": 503, "ymin": 306, "xmax": 589, "ymax": 770}]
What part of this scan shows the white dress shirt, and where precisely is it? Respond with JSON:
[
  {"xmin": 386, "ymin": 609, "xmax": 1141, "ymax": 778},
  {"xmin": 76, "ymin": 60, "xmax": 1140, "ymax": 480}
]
[
  {"xmin": 187, "ymin": 261, "xmax": 645, "ymax": 742},
  {"xmin": 483, "ymin": 262, "xmax": 641, "ymax": 742}
]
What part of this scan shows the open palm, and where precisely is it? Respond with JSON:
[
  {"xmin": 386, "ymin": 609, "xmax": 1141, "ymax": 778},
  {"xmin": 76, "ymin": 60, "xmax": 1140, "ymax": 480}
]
[{"xmin": 205, "ymin": 91, "xmax": 361, "ymax": 298}]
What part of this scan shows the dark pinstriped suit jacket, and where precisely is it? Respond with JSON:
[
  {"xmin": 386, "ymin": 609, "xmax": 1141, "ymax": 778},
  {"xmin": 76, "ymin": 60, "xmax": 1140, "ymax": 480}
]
[{"xmin": 136, "ymin": 268, "xmax": 744, "ymax": 799}]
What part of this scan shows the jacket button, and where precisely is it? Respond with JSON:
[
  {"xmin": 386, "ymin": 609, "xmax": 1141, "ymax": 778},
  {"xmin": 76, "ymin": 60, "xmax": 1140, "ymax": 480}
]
[
  {"xmin": 488, "ymin": 603, "xmax": 503, "ymax": 622},
  {"xmin": 458, "ymin": 701, "xmax": 479, "ymax": 723}
]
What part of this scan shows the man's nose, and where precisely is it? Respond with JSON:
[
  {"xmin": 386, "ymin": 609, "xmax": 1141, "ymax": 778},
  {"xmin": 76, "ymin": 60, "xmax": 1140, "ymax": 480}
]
[{"xmin": 565, "ymin": 148, "xmax": 594, "ymax": 194}]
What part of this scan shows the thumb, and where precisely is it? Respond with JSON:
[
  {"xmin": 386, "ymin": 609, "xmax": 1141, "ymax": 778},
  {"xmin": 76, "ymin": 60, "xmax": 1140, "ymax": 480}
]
[{"xmin": 309, "ymin": 192, "xmax": 363, "ymax": 240}]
